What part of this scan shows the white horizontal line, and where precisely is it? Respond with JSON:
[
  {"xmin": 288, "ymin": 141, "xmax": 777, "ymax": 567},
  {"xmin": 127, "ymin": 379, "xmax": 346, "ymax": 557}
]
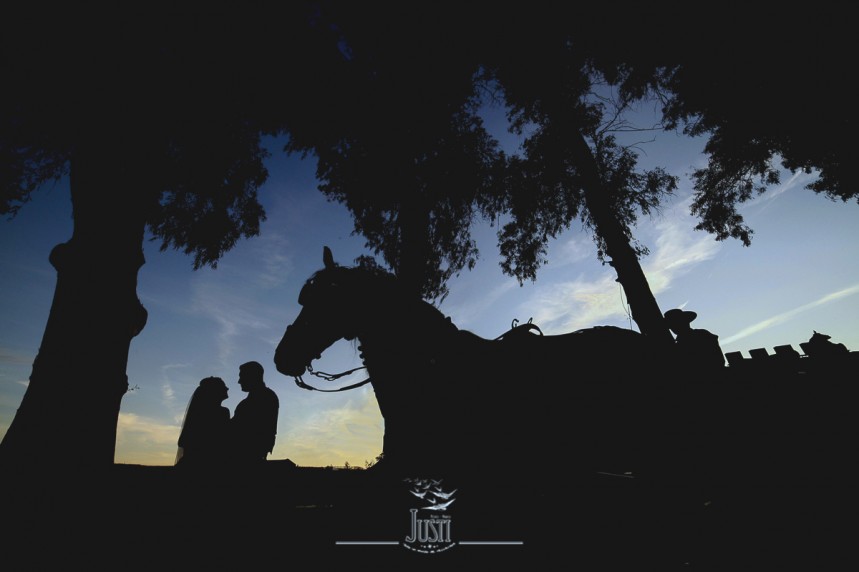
[
  {"xmin": 459, "ymin": 541, "xmax": 524, "ymax": 545},
  {"xmin": 336, "ymin": 540, "xmax": 525, "ymax": 547},
  {"xmin": 595, "ymin": 471, "xmax": 635, "ymax": 479},
  {"xmin": 335, "ymin": 541, "xmax": 400, "ymax": 545}
]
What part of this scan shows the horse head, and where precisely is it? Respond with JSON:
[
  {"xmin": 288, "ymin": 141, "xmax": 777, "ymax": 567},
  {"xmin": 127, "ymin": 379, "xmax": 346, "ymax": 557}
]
[{"xmin": 273, "ymin": 247, "xmax": 355, "ymax": 376}]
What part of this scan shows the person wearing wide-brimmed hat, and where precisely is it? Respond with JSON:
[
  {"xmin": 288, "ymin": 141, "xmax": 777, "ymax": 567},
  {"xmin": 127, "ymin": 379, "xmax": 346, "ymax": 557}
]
[{"xmin": 664, "ymin": 308, "xmax": 725, "ymax": 373}]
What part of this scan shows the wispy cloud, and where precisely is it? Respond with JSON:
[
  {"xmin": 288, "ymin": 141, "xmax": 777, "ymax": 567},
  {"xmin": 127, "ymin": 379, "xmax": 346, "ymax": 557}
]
[
  {"xmin": 745, "ymin": 169, "xmax": 819, "ymax": 209},
  {"xmin": 190, "ymin": 281, "xmax": 281, "ymax": 368},
  {"xmin": 16, "ymin": 379, "xmax": 28, "ymax": 388},
  {"xmin": 154, "ymin": 362, "xmax": 191, "ymax": 419},
  {"xmin": 246, "ymin": 230, "xmax": 295, "ymax": 289},
  {"xmin": 526, "ymin": 272, "xmax": 631, "ymax": 334},
  {"xmin": 522, "ymin": 196, "xmax": 720, "ymax": 334},
  {"xmin": 721, "ymin": 283, "xmax": 859, "ymax": 346},
  {"xmin": 0, "ymin": 347, "xmax": 34, "ymax": 365},
  {"xmin": 114, "ymin": 412, "xmax": 182, "ymax": 466},
  {"xmin": 0, "ymin": 381, "xmax": 29, "ymax": 409},
  {"xmin": 179, "ymin": 228, "xmax": 297, "ymax": 369},
  {"xmin": 551, "ymin": 233, "xmax": 595, "ymax": 267},
  {"xmin": 449, "ymin": 229, "xmax": 595, "ymax": 324},
  {"xmin": 445, "ymin": 280, "xmax": 517, "ymax": 330},
  {"xmin": 641, "ymin": 201, "xmax": 721, "ymax": 292},
  {"xmin": 279, "ymin": 388, "xmax": 383, "ymax": 467}
]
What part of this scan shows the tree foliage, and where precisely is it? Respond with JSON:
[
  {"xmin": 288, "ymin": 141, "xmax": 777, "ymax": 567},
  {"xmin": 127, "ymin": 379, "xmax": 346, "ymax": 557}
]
[
  {"xmin": 0, "ymin": 6, "xmax": 340, "ymax": 266},
  {"xmin": 492, "ymin": 64, "xmax": 678, "ymax": 284},
  {"xmin": 652, "ymin": 9, "xmax": 857, "ymax": 245},
  {"xmin": 284, "ymin": 3, "xmax": 506, "ymax": 301},
  {"xmin": 287, "ymin": 3, "xmax": 679, "ymax": 303}
]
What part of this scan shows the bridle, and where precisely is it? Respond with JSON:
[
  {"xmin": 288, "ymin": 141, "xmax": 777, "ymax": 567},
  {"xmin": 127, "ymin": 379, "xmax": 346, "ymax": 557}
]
[
  {"xmin": 293, "ymin": 363, "xmax": 372, "ymax": 392},
  {"xmin": 292, "ymin": 317, "xmax": 542, "ymax": 392}
]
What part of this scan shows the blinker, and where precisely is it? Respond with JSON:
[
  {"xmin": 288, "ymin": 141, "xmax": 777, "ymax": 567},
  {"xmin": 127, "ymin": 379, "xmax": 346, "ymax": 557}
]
[{"xmin": 298, "ymin": 282, "xmax": 311, "ymax": 306}]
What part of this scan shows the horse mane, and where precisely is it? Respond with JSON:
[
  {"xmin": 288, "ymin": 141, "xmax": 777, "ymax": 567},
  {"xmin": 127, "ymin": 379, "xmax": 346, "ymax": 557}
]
[
  {"xmin": 307, "ymin": 261, "xmax": 458, "ymax": 337},
  {"xmin": 305, "ymin": 262, "xmax": 400, "ymax": 299}
]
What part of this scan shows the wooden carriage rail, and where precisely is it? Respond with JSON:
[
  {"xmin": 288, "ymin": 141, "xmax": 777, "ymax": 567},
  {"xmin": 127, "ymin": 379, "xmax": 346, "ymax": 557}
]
[{"xmin": 723, "ymin": 345, "xmax": 857, "ymax": 376}]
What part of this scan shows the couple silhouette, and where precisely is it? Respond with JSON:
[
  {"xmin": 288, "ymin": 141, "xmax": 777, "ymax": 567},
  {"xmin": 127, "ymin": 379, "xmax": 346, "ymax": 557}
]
[{"xmin": 175, "ymin": 361, "xmax": 279, "ymax": 471}]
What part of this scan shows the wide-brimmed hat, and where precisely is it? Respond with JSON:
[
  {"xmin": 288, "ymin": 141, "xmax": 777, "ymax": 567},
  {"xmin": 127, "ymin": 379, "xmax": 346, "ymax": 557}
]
[{"xmin": 664, "ymin": 308, "xmax": 698, "ymax": 326}]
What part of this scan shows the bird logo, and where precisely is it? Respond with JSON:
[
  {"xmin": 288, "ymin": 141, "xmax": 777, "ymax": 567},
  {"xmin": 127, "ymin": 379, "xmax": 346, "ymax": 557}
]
[{"xmin": 404, "ymin": 477, "xmax": 457, "ymax": 511}]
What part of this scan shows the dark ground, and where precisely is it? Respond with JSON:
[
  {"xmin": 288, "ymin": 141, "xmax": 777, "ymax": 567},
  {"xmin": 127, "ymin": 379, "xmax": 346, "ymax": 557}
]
[
  {"xmin": 4, "ymin": 368, "xmax": 858, "ymax": 570},
  {"xmin": 5, "ymin": 460, "xmax": 855, "ymax": 570}
]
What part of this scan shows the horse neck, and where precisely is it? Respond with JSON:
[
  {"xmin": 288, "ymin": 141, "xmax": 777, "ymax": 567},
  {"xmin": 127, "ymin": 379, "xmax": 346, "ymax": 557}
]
[{"xmin": 354, "ymin": 294, "xmax": 456, "ymax": 371}]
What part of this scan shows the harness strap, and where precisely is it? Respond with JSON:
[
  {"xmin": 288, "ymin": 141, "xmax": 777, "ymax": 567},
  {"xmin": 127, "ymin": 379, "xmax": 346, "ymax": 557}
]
[{"xmin": 494, "ymin": 317, "xmax": 544, "ymax": 340}]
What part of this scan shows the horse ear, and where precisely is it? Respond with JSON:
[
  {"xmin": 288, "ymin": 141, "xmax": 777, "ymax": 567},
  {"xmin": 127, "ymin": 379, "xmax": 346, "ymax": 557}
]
[{"xmin": 323, "ymin": 246, "xmax": 335, "ymax": 268}]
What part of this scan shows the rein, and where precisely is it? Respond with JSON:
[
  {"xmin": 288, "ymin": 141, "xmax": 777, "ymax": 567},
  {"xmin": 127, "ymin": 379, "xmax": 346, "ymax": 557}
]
[
  {"xmin": 292, "ymin": 317, "xmax": 543, "ymax": 392},
  {"xmin": 293, "ymin": 364, "xmax": 372, "ymax": 392}
]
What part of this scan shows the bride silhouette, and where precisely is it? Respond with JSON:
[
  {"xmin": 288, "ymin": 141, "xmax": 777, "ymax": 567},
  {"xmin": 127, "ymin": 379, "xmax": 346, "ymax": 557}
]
[{"xmin": 175, "ymin": 376, "xmax": 230, "ymax": 469}]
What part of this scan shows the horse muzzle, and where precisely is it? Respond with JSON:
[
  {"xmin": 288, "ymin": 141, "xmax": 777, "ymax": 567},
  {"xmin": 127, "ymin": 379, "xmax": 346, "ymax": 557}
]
[
  {"xmin": 275, "ymin": 327, "xmax": 330, "ymax": 377},
  {"xmin": 274, "ymin": 343, "xmax": 311, "ymax": 377}
]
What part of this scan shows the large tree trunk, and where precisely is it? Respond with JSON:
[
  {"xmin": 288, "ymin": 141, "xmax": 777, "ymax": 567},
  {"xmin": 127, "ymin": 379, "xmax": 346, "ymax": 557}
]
[
  {"xmin": 0, "ymin": 147, "xmax": 150, "ymax": 473},
  {"xmin": 570, "ymin": 132, "xmax": 674, "ymax": 345}
]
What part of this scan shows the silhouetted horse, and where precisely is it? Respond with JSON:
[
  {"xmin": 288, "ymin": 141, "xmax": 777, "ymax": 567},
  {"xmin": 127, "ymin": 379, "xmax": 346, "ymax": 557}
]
[{"xmin": 275, "ymin": 248, "xmax": 681, "ymax": 481}]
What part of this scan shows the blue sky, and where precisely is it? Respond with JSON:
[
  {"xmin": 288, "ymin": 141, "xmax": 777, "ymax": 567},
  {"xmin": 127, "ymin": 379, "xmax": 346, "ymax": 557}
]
[{"xmin": 1, "ymin": 104, "xmax": 857, "ymax": 467}]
